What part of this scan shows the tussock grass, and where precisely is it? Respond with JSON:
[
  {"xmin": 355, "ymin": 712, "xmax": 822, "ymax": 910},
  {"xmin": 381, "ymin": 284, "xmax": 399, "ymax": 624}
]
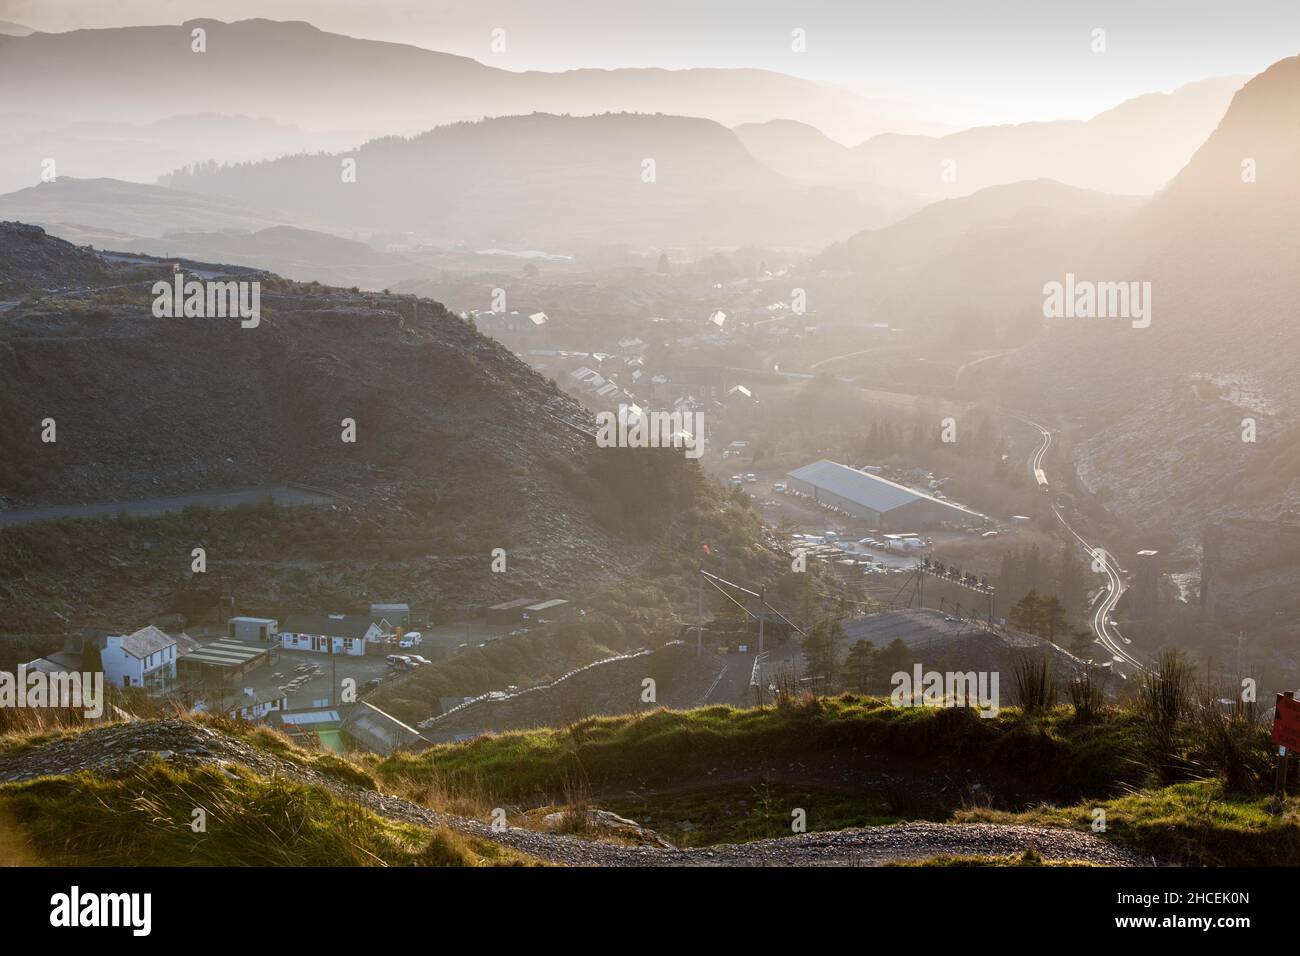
[
  {"xmin": 0, "ymin": 758, "xmax": 535, "ymax": 867},
  {"xmin": 1067, "ymin": 667, "xmax": 1108, "ymax": 724},
  {"xmin": 1011, "ymin": 653, "xmax": 1057, "ymax": 715}
]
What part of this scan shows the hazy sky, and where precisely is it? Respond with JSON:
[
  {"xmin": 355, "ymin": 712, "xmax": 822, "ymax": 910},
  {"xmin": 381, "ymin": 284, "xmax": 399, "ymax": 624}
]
[{"xmin": 4, "ymin": 0, "xmax": 1298, "ymax": 125}]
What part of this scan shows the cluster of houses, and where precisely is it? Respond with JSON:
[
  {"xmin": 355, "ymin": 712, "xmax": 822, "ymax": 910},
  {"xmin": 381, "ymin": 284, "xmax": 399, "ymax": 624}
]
[
  {"xmin": 20, "ymin": 594, "xmax": 589, "ymax": 756},
  {"xmin": 21, "ymin": 601, "xmax": 430, "ymax": 756}
]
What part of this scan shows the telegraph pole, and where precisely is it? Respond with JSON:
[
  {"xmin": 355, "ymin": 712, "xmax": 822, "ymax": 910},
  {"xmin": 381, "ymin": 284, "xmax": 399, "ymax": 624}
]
[
  {"xmin": 757, "ymin": 586, "xmax": 767, "ymax": 707},
  {"xmin": 696, "ymin": 563, "xmax": 703, "ymax": 656}
]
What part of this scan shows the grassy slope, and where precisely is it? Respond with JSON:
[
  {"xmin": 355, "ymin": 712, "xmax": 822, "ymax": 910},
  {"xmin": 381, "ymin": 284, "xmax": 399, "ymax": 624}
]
[
  {"xmin": 2, "ymin": 697, "xmax": 1295, "ymax": 865},
  {"xmin": 372, "ymin": 695, "xmax": 1300, "ymax": 863},
  {"xmin": 0, "ymin": 718, "xmax": 540, "ymax": 867},
  {"xmin": 374, "ymin": 695, "xmax": 1145, "ymax": 805}
]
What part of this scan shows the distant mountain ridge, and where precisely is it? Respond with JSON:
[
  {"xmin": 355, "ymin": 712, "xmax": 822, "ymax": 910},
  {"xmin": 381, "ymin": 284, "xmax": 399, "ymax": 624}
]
[
  {"xmin": 160, "ymin": 111, "xmax": 900, "ymax": 250},
  {"xmin": 739, "ymin": 77, "xmax": 1246, "ymax": 198},
  {"xmin": 0, "ymin": 18, "xmax": 942, "ymax": 144}
]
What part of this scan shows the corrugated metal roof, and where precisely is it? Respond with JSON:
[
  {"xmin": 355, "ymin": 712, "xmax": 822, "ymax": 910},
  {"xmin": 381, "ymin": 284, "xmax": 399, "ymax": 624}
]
[
  {"xmin": 180, "ymin": 639, "xmax": 269, "ymax": 666},
  {"xmin": 786, "ymin": 460, "xmax": 983, "ymax": 518}
]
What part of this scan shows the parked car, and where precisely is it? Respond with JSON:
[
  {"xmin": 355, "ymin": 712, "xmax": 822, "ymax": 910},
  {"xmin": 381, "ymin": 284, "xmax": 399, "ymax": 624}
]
[
  {"xmin": 399, "ymin": 637, "xmax": 415, "ymax": 648},
  {"xmin": 773, "ymin": 482, "xmax": 786, "ymax": 493},
  {"xmin": 745, "ymin": 473, "xmax": 757, "ymax": 483}
]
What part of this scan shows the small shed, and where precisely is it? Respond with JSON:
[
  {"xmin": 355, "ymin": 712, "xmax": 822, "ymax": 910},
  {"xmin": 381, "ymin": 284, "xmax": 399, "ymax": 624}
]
[{"xmin": 228, "ymin": 616, "xmax": 278, "ymax": 643}]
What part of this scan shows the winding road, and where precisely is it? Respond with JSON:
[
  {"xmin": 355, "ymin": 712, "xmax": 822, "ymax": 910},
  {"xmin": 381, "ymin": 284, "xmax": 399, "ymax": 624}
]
[{"xmin": 1011, "ymin": 414, "xmax": 1143, "ymax": 673}]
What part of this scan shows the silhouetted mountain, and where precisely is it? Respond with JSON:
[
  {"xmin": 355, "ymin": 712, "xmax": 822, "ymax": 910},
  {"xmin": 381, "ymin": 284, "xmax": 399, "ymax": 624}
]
[
  {"xmin": 0, "ymin": 18, "xmax": 941, "ymax": 145},
  {"xmin": 1001, "ymin": 55, "xmax": 1300, "ymax": 544},
  {"xmin": 162, "ymin": 112, "xmax": 892, "ymax": 250},
  {"xmin": 848, "ymin": 77, "xmax": 1245, "ymax": 197}
]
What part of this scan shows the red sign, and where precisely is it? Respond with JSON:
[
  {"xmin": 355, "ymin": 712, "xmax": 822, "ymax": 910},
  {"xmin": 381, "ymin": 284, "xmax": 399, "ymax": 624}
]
[{"xmin": 1273, "ymin": 694, "xmax": 1300, "ymax": 750}]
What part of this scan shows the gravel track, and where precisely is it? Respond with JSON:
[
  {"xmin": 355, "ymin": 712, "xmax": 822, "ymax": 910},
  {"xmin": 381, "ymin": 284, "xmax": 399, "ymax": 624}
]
[{"xmin": 0, "ymin": 720, "xmax": 1148, "ymax": 867}]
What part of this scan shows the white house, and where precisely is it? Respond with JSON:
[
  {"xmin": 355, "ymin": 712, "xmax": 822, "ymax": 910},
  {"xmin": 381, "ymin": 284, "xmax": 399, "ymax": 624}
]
[
  {"xmin": 279, "ymin": 614, "xmax": 379, "ymax": 656},
  {"xmin": 104, "ymin": 626, "xmax": 178, "ymax": 692}
]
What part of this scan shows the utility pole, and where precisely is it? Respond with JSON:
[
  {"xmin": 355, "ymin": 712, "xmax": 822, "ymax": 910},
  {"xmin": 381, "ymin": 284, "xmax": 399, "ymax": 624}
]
[
  {"xmin": 757, "ymin": 586, "xmax": 767, "ymax": 707},
  {"xmin": 696, "ymin": 563, "xmax": 703, "ymax": 656}
]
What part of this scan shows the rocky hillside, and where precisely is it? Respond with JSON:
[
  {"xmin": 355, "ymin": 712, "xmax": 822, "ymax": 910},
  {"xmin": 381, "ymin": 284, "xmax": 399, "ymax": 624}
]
[
  {"xmin": 0, "ymin": 225, "xmax": 699, "ymax": 629},
  {"xmin": 0, "ymin": 221, "xmax": 114, "ymax": 295},
  {"xmin": 1000, "ymin": 55, "xmax": 1300, "ymax": 553}
]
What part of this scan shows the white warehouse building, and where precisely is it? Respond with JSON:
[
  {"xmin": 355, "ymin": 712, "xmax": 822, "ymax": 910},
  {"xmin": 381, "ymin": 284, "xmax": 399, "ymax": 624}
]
[{"xmin": 786, "ymin": 459, "xmax": 986, "ymax": 531}]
